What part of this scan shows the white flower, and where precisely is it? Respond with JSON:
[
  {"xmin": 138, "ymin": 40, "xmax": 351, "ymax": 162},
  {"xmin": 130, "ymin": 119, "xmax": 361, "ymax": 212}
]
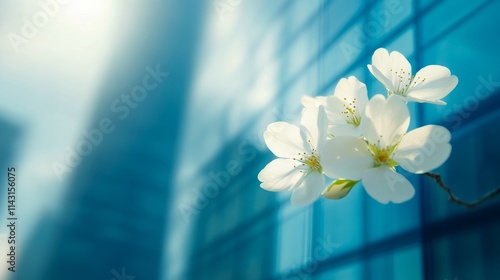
[
  {"xmin": 302, "ymin": 76, "xmax": 368, "ymax": 137},
  {"xmin": 301, "ymin": 95, "xmax": 328, "ymax": 108},
  {"xmin": 321, "ymin": 94, "xmax": 452, "ymax": 204},
  {"xmin": 258, "ymin": 106, "xmax": 328, "ymax": 206},
  {"xmin": 368, "ymin": 48, "xmax": 458, "ymax": 105},
  {"xmin": 325, "ymin": 76, "xmax": 368, "ymax": 137}
]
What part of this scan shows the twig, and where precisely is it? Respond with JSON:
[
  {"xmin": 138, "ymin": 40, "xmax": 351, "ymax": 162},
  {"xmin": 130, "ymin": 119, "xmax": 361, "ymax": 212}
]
[{"xmin": 424, "ymin": 172, "xmax": 500, "ymax": 208}]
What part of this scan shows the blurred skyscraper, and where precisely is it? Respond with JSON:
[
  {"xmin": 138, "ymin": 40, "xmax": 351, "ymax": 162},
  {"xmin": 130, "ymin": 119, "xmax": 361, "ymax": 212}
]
[{"xmin": 11, "ymin": 1, "xmax": 206, "ymax": 279}]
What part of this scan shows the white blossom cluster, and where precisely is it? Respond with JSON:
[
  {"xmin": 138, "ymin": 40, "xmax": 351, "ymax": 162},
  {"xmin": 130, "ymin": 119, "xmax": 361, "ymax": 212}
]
[{"xmin": 258, "ymin": 48, "xmax": 458, "ymax": 206}]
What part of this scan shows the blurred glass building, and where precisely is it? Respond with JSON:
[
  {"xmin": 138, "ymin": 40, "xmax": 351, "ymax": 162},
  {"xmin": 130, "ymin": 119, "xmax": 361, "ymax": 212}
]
[{"xmin": 1, "ymin": 0, "xmax": 499, "ymax": 279}]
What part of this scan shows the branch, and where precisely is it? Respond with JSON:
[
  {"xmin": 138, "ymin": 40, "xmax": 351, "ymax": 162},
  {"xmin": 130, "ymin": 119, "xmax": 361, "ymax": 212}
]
[{"xmin": 423, "ymin": 172, "xmax": 500, "ymax": 208}]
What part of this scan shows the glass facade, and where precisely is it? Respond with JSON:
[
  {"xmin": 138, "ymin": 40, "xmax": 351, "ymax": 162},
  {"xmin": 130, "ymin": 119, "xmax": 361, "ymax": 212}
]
[{"xmin": 177, "ymin": 0, "xmax": 500, "ymax": 279}]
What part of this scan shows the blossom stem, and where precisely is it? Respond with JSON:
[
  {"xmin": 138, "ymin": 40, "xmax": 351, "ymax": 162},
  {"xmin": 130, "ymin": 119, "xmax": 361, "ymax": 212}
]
[{"xmin": 424, "ymin": 172, "xmax": 500, "ymax": 208}]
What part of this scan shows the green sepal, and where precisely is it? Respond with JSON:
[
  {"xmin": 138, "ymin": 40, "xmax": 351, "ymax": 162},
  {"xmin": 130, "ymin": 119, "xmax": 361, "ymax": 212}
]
[{"xmin": 322, "ymin": 179, "xmax": 359, "ymax": 200}]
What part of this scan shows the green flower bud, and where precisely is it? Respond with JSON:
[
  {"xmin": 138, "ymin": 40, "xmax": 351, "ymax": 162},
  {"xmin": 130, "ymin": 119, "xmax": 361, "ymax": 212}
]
[{"xmin": 322, "ymin": 179, "xmax": 359, "ymax": 200}]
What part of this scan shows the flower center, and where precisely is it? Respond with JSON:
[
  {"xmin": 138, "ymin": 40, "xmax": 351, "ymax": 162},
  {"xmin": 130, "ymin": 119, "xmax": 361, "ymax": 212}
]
[
  {"xmin": 374, "ymin": 148, "xmax": 390, "ymax": 164},
  {"xmin": 342, "ymin": 97, "xmax": 361, "ymax": 126},
  {"xmin": 293, "ymin": 147, "xmax": 322, "ymax": 173},
  {"xmin": 389, "ymin": 68, "xmax": 426, "ymax": 96},
  {"xmin": 305, "ymin": 155, "xmax": 321, "ymax": 171},
  {"xmin": 368, "ymin": 144, "xmax": 398, "ymax": 167}
]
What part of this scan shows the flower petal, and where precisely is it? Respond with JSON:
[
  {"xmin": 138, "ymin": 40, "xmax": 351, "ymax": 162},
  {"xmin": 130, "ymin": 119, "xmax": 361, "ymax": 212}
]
[
  {"xmin": 370, "ymin": 48, "xmax": 392, "ymax": 76},
  {"xmin": 368, "ymin": 49, "xmax": 395, "ymax": 91},
  {"xmin": 258, "ymin": 159, "xmax": 303, "ymax": 192},
  {"xmin": 301, "ymin": 95, "xmax": 328, "ymax": 108},
  {"xmin": 368, "ymin": 48, "xmax": 412, "ymax": 93},
  {"xmin": 406, "ymin": 65, "xmax": 458, "ymax": 103},
  {"xmin": 326, "ymin": 97, "xmax": 349, "ymax": 125},
  {"xmin": 264, "ymin": 122, "xmax": 305, "ymax": 158},
  {"xmin": 333, "ymin": 76, "xmax": 369, "ymax": 111},
  {"xmin": 371, "ymin": 48, "xmax": 390, "ymax": 68},
  {"xmin": 403, "ymin": 95, "xmax": 447, "ymax": 105},
  {"xmin": 291, "ymin": 171, "xmax": 325, "ymax": 206},
  {"xmin": 300, "ymin": 106, "xmax": 328, "ymax": 153},
  {"xmin": 394, "ymin": 125, "xmax": 452, "ymax": 174},
  {"xmin": 368, "ymin": 64, "xmax": 394, "ymax": 92},
  {"xmin": 361, "ymin": 94, "xmax": 410, "ymax": 148},
  {"xmin": 321, "ymin": 137, "xmax": 373, "ymax": 180},
  {"xmin": 388, "ymin": 50, "xmax": 412, "ymax": 87},
  {"xmin": 328, "ymin": 123, "xmax": 363, "ymax": 137},
  {"xmin": 413, "ymin": 65, "xmax": 451, "ymax": 81},
  {"xmin": 362, "ymin": 166, "xmax": 415, "ymax": 204},
  {"xmin": 325, "ymin": 76, "xmax": 368, "ymax": 136}
]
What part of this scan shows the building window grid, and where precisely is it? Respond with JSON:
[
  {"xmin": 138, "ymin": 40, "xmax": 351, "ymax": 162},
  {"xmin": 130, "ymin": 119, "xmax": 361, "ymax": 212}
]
[{"xmin": 189, "ymin": 1, "xmax": 500, "ymax": 278}]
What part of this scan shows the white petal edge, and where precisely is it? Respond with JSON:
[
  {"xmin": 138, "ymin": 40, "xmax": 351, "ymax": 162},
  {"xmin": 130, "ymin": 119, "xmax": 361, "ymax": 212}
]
[
  {"xmin": 370, "ymin": 48, "xmax": 391, "ymax": 77},
  {"xmin": 321, "ymin": 136, "xmax": 373, "ymax": 180},
  {"xmin": 362, "ymin": 94, "xmax": 410, "ymax": 148},
  {"xmin": 361, "ymin": 94, "xmax": 386, "ymax": 146},
  {"xmin": 407, "ymin": 75, "xmax": 458, "ymax": 102},
  {"xmin": 258, "ymin": 158, "xmax": 304, "ymax": 192},
  {"xmin": 394, "ymin": 125, "xmax": 452, "ymax": 174},
  {"xmin": 362, "ymin": 166, "xmax": 415, "ymax": 204},
  {"xmin": 264, "ymin": 122, "xmax": 305, "ymax": 158},
  {"xmin": 368, "ymin": 48, "xmax": 395, "ymax": 91},
  {"xmin": 301, "ymin": 95, "xmax": 328, "ymax": 108},
  {"xmin": 389, "ymin": 50, "xmax": 412, "ymax": 88},
  {"xmin": 329, "ymin": 123, "xmax": 363, "ymax": 138},
  {"xmin": 368, "ymin": 64, "xmax": 394, "ymax": 92},
  {"xmin": 403, "ymin": 95, "xmax": 447, "ymax": 105},
  {"xmin": 326, "ymin": 96, "xmax": 351, "ymax": 124},
  {"xmin": 300, "ymin": 106, "xmax": 328, "ymax": 153},
  {"xmin": 291, "ymin": 171, "xmax": 325, "ymax": 206},
  {"xmin": 333, "ymin": 76, "xmax": 369, "ymax": 108},
  {"xmin": 413, "ymin": 65, "xmax": 452, "ymax": 83}
]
